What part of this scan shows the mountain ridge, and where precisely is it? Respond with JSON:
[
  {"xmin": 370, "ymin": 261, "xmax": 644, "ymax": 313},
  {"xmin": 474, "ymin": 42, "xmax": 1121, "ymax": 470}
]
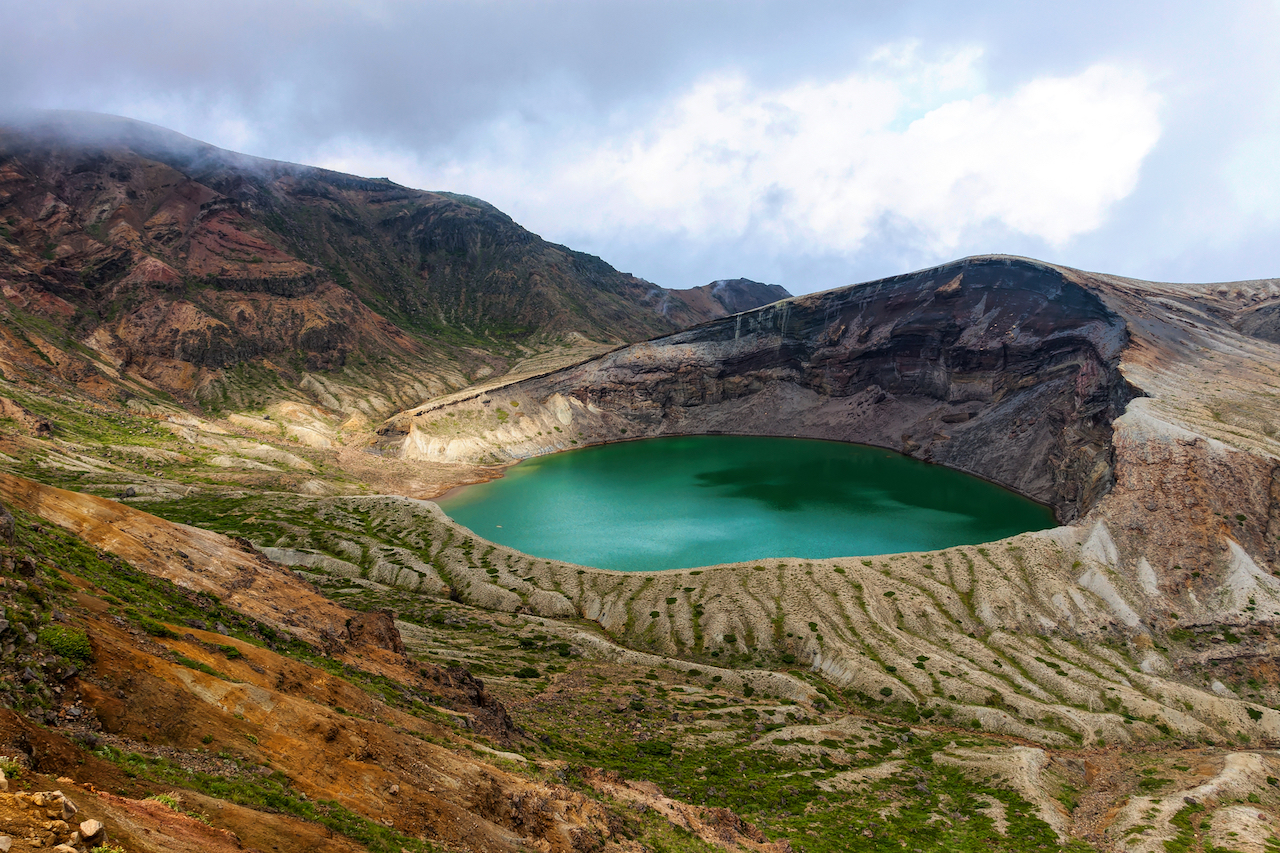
[{"xmin": 0, "ymin": 110, "xmax": 789, "ymax": 419}]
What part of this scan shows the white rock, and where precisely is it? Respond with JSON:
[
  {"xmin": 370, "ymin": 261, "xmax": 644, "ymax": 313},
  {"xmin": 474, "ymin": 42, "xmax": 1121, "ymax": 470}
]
[
  {"xmin": 79, "ymin": 818, "xmax": 103, "ymax": 838},
  {"xmin": 1136, "ymin": 558, "xmax": 1161, "ymax": 597},
  {"xmin": 1218, "ymin": 540, "xmax": 1280, "ymax": 613},
  {"xmin": 1080, "ymin": 520, "xmax": 1120, "ymax": 568},
  {"xmin": 1077, "ymin": 566, "xmax": 1142, "ymax": 627},
  {"xmin": 1139, "ymin": 652, "xmax": 1171, "ymax": 675}
]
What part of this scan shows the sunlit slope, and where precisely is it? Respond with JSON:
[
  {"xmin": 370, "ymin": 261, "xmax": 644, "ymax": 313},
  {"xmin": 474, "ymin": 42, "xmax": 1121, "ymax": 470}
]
[{"xmin": 139, "ymin": 489, "xmax": 1280, "ymax": 751}]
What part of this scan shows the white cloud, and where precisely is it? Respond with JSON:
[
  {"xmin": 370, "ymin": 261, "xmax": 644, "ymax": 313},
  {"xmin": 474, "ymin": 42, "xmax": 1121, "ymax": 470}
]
[{"xmin": 309, "ymin": 48, "xmax": 1161, "ymax": 281}]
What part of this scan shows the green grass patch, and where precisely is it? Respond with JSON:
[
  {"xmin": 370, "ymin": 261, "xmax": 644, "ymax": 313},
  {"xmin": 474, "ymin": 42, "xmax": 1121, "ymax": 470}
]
[{"xmin": 37, "ymin": 625, "xmax": 92, "ymax": 661}]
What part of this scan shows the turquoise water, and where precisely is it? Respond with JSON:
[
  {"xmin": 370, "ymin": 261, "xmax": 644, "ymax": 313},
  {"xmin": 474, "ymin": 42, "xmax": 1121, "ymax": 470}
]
[{"xmin": 437, "ymin": 435, "xmax": 1056, "ymax": 572}]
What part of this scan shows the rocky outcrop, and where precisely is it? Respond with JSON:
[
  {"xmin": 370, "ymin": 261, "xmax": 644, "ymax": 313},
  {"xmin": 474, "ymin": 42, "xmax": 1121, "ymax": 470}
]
[
  {"xmin": 344, "ymin": 608, "xmax": 405, "ymax": 654},
  {"xmin": 1235, "ymin": 300, "xmax": 1280, "ymax": 343},
  {"xmin": 662, "ymin": 277, "xmax": 791, "ymax": 320},
  {"xmin": 383, "ymin": 256, "xmax": 1137, "ymax": 521},
  {"xmin": 0, "ymin": 788, "xmax": 112, "ymax": 853}
]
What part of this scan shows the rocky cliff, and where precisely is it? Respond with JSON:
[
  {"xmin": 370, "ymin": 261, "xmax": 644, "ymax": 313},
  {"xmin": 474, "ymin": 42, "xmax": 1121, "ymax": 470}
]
[{"xmin": 381, "ymin": 256, "xmax": 1139, "ymax": 521}]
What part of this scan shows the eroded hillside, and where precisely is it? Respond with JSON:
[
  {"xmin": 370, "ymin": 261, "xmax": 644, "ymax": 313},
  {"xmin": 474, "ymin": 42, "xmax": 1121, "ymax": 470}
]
[
  {"xmin": 12, "ymin": 469, "xmax": 1280, "ymax": 853},
  {"xmin": 0, "ymin": 111, "xmax": 788, "ymax": 423},
  {"xmin": 0, "ymin": 477, "xmax": 826, "ymax": 853}
]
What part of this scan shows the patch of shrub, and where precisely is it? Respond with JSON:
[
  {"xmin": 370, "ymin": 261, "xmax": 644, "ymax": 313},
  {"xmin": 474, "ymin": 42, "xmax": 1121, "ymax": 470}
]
[
  {"xmin": 147, "ymin": 791, "xmax": 182, "ymax": 810},
  {"xmin": 38, "ymin": 625, "xmax": 92, "ymax": 661},
  {"xmin": 173, "ymin": 654, "xmax": 229, "ymax": 680},
  {"xmin": 139, "ymin": 617, "xmax": 178, "ymax": 638},
  {"xmin": 513, "ymin": 667, "xmax": 540, "ymax": 679},
  {"xmin": 638, "ymin": 740, "xmax": 673, "ymax": 756}
]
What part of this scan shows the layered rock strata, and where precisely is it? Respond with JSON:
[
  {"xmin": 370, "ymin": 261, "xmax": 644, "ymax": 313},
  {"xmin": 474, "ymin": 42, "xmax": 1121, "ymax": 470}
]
[{"xmin": 383, "ymin": 256, "xmax": 1138, "ymax": 521}]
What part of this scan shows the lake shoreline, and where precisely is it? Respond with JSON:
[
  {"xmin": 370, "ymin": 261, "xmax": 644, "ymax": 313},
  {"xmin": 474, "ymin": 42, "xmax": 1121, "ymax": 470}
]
[{"xmin": 436, "ymin": 434, "xmax": 1056, "ymax": 572}]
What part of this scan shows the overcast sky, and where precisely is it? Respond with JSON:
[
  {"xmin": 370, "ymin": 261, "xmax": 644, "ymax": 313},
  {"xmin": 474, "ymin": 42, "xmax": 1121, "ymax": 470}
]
[{"xmin": 3, "ymin": 0, "xmax": 1278, "ymax": 294}]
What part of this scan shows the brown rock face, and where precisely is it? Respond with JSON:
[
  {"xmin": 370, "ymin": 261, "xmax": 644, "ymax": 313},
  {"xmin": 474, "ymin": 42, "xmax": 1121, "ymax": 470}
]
[
  {"xmin": 344, "ymin": 608, "xmax": 405, "ymax": 654},
  {"xmin": 664, "ymin": 278, "xmax": 791, "ymax": 321}
]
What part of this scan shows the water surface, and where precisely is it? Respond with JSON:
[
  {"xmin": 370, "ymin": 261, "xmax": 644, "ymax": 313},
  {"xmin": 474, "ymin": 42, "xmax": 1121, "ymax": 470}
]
[{"xmin": 438, "ymin": 435, "xmax": 1055, "ymax": 571}]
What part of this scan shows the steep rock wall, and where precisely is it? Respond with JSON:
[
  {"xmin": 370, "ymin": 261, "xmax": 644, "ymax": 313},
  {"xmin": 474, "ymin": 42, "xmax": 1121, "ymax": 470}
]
[{"xmin": 385, "ymin": 256, "xmax": 1136, "ymax": 521}]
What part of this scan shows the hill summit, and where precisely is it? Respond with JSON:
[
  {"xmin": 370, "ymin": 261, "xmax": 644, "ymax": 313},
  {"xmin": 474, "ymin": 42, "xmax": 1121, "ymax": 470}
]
[{"xmin": 0, "ymin": 110, "xmax": 788, "ymax": 416}]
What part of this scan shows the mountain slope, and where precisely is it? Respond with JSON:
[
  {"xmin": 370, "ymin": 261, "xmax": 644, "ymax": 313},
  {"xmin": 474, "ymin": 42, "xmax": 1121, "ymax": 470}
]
[{"xmin": 0, "ymin": 111, "xmax": 788, "ymax": 418}]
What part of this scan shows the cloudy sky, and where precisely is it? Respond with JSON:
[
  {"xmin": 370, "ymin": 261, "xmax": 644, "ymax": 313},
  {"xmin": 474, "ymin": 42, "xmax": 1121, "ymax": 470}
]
[{"xmin": 3, "ymin": 1, "xmax": 1278, "ymax": 293}]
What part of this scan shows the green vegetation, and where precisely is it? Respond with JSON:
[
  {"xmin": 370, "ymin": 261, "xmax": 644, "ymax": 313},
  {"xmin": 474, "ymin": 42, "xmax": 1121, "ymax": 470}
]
[
  {"xmin": 37, "ymin": 625, "xmax": 92, "ymax": 661},
  {"xmin": 521, "ymin": 683, "xmax": 1088, "ymax": 853},
  {"xmin": 139, "ymin": 617, "xmax": 179, "ymax": 639},
  {"xmin": 1163, "ymin": 802, "xmax": 1204, "ymax": 853},
  {"xmin": 95, "ymin": 746, "xmax": 438, "ymax": 853},
  {"xmin": 146, "ymin": 791, "xmax": 183, "ymax": 809},
  {"xmin": 172, "ymin": 653, "xmax": 232, "ymax": 680}
]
